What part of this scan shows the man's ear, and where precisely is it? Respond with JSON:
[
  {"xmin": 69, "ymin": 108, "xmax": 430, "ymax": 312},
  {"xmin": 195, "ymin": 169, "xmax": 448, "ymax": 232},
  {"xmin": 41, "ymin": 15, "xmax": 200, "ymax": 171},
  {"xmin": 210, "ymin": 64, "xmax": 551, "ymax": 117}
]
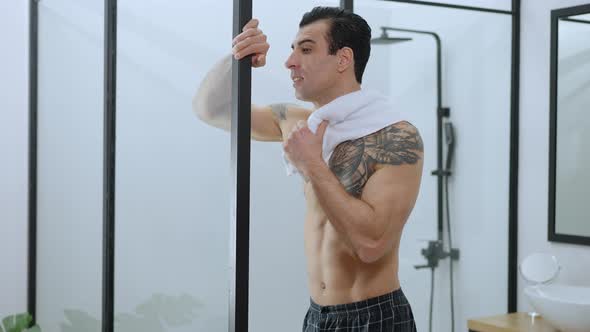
[{"xmin": 337, "ymin": 47, "xmax": 354, "ymax": 72}]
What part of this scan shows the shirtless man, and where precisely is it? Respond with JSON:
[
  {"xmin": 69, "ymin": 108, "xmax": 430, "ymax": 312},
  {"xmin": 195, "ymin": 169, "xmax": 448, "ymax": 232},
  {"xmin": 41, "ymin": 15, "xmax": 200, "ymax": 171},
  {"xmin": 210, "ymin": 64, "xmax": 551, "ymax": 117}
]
[{"xmin": 193, "ymin": 7, "xmax": 423, "ymax": 331}]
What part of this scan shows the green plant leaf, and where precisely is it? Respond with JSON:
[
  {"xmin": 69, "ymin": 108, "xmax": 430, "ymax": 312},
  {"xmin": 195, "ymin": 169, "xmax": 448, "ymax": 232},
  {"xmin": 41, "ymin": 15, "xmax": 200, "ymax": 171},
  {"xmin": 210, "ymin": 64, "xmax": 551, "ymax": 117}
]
[{"xmin": 2, "ymin": 313, "xmax": 32, "ymax": 332}]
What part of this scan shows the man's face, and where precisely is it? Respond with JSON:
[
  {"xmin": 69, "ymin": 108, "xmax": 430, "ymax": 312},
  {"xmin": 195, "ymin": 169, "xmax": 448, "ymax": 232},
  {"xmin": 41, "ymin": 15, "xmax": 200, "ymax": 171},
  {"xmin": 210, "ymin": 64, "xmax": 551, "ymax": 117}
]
[{"xmin": 285, "ymin": 20, "xmax": 340, "ymax": 103}]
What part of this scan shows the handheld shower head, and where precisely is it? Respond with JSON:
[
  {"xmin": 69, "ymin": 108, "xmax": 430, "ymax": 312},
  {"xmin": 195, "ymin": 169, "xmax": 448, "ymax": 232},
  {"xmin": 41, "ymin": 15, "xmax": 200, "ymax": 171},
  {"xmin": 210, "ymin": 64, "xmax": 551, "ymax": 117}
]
[{"xmin": 444, "ymin": 122, "xmax": 455, "ymax": 171}]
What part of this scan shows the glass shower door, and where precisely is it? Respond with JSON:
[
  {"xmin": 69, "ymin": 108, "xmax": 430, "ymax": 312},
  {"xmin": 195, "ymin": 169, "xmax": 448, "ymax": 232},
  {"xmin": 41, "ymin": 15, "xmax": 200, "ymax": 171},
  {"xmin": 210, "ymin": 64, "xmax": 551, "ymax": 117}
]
[
  {"xmin": 115, "ymin": 1, "xmax": 233, "ymax": 331},
  {"xmin": 36, "ymin": 1, "xmax": 104, "ymax": 331}
]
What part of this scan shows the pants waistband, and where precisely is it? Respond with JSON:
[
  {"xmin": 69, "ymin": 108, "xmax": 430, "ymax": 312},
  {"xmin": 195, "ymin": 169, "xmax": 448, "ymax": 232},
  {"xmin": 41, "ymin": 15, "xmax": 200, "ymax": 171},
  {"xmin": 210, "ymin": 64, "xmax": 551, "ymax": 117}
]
[{"xmin": 309, "ymin": 288, "xmax": 407, "ymax": 315}]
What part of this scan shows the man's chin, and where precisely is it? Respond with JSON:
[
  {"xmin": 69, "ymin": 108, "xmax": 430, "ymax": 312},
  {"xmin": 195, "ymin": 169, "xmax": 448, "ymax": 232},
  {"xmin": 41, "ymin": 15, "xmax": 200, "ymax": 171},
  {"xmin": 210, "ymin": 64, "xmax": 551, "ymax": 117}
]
[{"xmin": 294, "ymin": 91, "xmax": 310, "ymax": 102}]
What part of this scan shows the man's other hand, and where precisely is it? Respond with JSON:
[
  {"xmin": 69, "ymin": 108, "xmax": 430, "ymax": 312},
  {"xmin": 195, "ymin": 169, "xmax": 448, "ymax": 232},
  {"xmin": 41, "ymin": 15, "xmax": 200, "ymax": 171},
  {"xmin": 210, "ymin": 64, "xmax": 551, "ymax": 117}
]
[{"xmin": 232, "ymin": 18, "xmax": 270, "ymax": 68}]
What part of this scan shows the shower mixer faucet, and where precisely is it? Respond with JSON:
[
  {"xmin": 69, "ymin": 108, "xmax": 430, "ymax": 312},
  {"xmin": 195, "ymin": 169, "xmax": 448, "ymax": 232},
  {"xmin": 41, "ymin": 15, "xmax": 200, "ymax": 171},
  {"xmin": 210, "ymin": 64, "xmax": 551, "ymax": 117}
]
[{"xmin": 414, "ymin": 240, "xmax": 459, "ymax": 270}]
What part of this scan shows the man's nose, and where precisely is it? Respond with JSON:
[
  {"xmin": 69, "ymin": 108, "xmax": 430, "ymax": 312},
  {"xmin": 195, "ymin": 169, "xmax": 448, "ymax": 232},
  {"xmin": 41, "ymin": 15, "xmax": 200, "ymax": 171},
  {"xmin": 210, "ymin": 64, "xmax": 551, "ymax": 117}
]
[{"xmin": 284, "ymin": 52, "xmax": 297, "ymax": 69}]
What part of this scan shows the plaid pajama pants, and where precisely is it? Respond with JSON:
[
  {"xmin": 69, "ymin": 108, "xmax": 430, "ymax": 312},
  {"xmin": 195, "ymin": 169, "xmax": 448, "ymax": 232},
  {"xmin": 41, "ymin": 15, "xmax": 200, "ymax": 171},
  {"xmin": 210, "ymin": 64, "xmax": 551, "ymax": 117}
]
[{"xmin": 302, "ymin": 288, "xmax": 417, "ymax": 332}]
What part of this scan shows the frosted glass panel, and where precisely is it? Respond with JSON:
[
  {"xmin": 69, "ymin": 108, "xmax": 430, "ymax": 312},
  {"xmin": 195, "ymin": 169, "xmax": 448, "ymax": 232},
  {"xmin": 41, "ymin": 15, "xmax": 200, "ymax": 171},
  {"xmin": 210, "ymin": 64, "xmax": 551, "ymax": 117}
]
[
  {"xmin": 36, "ymin": 1, "xmax": 104, "ymax": 331},
  {"xmin": 115, "ymin": 1, "xmax": 231, "ymax": 331},
  {"xmin": 248, "ymin": 3, "xmax": 341, "ymax": 331}
]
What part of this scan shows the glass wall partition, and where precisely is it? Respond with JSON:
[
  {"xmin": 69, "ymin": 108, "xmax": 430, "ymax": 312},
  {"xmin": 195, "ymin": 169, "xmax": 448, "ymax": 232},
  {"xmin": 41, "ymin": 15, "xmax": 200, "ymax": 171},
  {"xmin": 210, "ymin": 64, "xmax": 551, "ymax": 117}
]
[
  {"xmin": 115, "ymin": 1, "xmax": 233, "ymax": 331},
  {"xmin": 36, "ymin": 1, "xmax": 104, "ymax": 331}
]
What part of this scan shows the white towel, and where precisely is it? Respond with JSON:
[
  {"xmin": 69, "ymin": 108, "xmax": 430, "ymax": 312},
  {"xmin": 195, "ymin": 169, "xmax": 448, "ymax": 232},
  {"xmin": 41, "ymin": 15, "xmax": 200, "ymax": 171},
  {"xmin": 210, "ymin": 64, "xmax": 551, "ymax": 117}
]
[{"xmin": 282, "ymin": 89, "xmax": 404, "ymax": 176}]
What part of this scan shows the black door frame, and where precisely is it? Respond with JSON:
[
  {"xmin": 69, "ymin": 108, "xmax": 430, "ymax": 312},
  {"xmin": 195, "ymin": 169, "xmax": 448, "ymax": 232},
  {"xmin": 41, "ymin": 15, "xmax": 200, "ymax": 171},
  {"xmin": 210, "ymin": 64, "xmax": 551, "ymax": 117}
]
[{"xmin": 27, "ymin": 0, "xmax": 520, "ymax": 329}]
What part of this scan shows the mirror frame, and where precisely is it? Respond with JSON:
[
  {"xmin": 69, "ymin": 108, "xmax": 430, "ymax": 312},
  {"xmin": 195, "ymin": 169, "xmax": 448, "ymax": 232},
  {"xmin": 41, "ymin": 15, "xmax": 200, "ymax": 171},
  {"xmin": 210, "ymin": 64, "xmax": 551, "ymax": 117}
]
[{"xmin": 548, "ymin": 3, "xmax": 590, "ymax": 246}]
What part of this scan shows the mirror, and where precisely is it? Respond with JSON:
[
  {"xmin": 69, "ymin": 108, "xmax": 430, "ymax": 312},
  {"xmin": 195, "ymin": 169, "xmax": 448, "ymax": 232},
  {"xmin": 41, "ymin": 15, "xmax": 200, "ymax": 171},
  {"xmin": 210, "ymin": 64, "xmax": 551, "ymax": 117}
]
[
  {"xmin": 519, "ymin": 253, "xmax": 561, "ymax": 318},
  {"xmin": 518, "ymin": 253, "xmax": 561, "ymax": 285},
  {"xmin": 549, "ymin": 4, "xmax": 590, "ymax": 246}
]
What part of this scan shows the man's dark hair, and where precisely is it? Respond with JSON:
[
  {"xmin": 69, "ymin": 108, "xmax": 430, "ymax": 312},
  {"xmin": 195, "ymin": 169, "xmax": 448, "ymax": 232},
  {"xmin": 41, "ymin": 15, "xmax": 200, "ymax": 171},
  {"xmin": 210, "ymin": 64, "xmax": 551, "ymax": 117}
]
[{"xmin": 299, "ymin": 6, "xmax": 371, "ymax": 84}]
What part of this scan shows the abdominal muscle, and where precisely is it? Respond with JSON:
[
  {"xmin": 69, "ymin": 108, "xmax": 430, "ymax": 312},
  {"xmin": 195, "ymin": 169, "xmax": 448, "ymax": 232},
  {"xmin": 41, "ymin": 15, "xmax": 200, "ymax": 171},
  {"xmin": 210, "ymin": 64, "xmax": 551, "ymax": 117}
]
[{"xmin": 303, "ymin": 182, "xmax": 402, "ymax": 306}]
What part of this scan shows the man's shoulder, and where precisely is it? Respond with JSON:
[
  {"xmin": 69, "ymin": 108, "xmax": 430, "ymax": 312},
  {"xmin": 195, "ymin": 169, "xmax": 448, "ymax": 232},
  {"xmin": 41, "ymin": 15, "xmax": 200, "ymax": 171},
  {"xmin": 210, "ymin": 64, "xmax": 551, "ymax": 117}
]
[
  {"xmin": 331, "ymin": 121, "xmax": 422, "ymax": 158},
  {"xmin": 327, "ymin": 120, "xmax": 424, "ymax": 196},
  {"xmin": 363, "ymin": 120, "xmax": 424, "ymax": 166},
  {"xmin": 375, "ymin": 120, "xmax": 420, "ymax": 139}
]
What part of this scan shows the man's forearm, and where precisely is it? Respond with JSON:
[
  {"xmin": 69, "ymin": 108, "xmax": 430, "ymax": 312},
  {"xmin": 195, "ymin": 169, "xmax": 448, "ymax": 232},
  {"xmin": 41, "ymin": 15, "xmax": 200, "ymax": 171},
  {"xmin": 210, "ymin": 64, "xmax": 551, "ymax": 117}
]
[
  {"xmin": 192, "ymin": 54, "xmax": 232, "ymax": 129},
  {"xmin": 306, "ymin": 162, "xmax": 379, "ymax": 255}
]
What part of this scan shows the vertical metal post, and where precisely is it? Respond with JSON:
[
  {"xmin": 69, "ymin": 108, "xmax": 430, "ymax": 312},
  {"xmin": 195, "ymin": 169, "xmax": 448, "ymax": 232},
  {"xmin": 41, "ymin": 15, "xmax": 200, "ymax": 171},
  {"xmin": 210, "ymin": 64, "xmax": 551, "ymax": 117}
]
[
  {"xmin": 27, "ymin": 0, "xmax": 39, "ymax": 323},
  {"xmin": 229, "ymin": 0, "xmax": 251, "ymax": 331},
  {"xmin": 103, "ymin": 0, "xmax": 117, "ymax": 331},
  {"xmin": 508, "ymin": 0, "xmax": 520, "ymax": 313},
  {"xmin": 435, "ymin": 36, "xmax": 444, "ymax": 243},
  {"xmin": 340, "ymin": 0, "xmax": 353, "ymax": 11}
]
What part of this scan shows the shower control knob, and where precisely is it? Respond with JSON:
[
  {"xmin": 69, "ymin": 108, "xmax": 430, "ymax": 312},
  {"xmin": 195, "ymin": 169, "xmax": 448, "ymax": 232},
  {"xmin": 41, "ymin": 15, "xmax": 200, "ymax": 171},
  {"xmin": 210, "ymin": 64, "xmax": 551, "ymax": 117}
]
[{"xmin": 438, "ymin": 107, "xmax": 450, "ymax": 117}]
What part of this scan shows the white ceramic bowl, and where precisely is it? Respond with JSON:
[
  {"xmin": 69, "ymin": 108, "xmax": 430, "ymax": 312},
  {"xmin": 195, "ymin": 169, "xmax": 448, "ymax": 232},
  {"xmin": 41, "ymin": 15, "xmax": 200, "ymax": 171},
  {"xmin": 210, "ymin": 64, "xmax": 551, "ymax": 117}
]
[{"xmin": 525, "ymin": 284, "xmax": 590, "ymax": 332}]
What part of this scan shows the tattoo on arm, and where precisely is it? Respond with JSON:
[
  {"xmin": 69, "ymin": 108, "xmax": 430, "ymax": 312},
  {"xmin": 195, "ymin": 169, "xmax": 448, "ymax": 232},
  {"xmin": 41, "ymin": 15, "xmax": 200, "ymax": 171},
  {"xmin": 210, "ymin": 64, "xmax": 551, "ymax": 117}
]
[
  {"xmin": 329, "ymin": 139, "xmax": 368, "ymax": 197},
  {"xmin": 328, "ymin": 121, "xmax": 424, "ymax": 197},
  {"xmin": 270, "ymin": 103, "xmax": 288, "ymax": 122},
  {"xmin": 365, "ymin": 121, "xmax": 424, "ymax": 165}
]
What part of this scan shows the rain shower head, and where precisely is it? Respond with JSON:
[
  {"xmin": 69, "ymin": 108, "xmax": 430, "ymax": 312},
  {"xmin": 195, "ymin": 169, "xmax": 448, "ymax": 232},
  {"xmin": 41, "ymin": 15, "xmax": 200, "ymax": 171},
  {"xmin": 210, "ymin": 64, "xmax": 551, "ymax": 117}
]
[{"xmin": 370, "ymin": 28, "xmax": 413, "ymax": 45}]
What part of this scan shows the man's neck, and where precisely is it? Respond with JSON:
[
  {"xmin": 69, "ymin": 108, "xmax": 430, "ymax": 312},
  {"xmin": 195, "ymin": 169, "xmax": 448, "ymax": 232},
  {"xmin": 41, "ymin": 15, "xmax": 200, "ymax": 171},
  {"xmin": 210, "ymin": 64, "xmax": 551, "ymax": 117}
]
[{"xmin": 312, "ymin": 84, "xmax": 362, "ymax": 110}]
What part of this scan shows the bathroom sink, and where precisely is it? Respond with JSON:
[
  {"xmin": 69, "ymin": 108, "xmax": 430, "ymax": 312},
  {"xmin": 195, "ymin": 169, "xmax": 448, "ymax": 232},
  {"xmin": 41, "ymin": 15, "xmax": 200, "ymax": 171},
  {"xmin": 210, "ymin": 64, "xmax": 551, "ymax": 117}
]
[{"xmin": 525, "ymin": 284, "xmax": 590, "ymax": 332}]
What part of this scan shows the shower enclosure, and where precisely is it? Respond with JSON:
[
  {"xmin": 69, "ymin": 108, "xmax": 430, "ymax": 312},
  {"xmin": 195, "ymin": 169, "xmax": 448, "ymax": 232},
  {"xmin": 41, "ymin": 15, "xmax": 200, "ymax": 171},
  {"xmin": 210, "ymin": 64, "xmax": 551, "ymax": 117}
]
[{"xmin": 28, "ymin": 0, "xmax": 520, "ymax": 331}]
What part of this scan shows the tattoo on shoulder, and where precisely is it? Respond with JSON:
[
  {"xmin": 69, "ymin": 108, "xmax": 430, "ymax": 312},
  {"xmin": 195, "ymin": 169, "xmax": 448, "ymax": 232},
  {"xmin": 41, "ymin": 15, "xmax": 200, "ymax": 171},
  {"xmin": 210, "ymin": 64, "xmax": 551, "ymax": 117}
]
[
  {"xmin": 365, "ymin": 121, "xmax": 424, "ymax": 166},
  {"xmin": 270, "ymin": 103, "xmax": 289, "ymax": 121},
  {"xmin": 328, "ymin": 121, "xmax": 423, "ymax": 197}
]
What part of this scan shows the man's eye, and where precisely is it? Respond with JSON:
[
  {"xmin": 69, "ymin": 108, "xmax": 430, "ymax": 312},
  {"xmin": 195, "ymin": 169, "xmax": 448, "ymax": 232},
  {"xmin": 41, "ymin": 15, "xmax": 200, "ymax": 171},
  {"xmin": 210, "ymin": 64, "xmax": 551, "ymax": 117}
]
[{"xmin": 302, "ymin": 48, "xmax": 311, "ymax": 53}]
